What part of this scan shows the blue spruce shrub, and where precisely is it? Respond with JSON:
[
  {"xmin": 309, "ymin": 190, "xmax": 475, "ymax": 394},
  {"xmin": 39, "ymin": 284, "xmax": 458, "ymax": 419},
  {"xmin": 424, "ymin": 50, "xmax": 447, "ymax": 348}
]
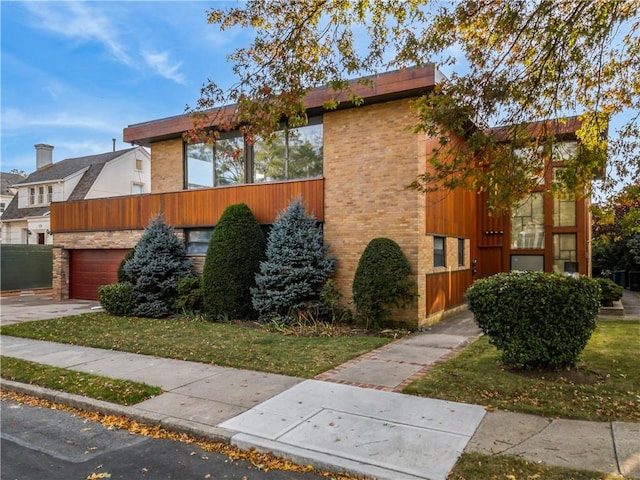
[
  {"xmin": 202, "ymin": 203, "xmax": 265, "ymax": 320},
  {"xmin": 123, "ymin": 214, "xmax": 193, "ymax": 318},
  {"xmin": 466, "ymin": 272, "xmax": 601, "ymax": 370},
  {"xmin": 252, "ymin": 197, "xmax": 336, "ymax": 322}
]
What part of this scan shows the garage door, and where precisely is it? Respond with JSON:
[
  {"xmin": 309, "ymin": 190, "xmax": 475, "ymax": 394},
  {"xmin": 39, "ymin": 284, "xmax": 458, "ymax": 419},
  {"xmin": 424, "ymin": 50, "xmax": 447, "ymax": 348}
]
[{"xmin": 69, "ymin": 249, "xmax": 129, "ymax": 300}]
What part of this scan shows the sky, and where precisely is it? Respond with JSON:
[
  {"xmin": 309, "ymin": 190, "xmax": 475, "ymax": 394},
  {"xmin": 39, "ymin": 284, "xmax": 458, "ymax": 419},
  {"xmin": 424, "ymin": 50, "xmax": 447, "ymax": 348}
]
[
  {"xmin": 0, "ymin": 1, "xmax": 635, "ymax": 197},
  {"xmin": 1, "ymin": 0, "xmax": 248, "ymax": 174}
]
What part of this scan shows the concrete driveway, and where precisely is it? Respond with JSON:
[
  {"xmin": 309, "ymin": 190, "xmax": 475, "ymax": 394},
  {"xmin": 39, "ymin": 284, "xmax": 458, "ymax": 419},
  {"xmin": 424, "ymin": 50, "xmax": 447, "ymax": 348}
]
[{"xmin": 0, "ymin": 293, "xmax": 101, "ymax": 326}]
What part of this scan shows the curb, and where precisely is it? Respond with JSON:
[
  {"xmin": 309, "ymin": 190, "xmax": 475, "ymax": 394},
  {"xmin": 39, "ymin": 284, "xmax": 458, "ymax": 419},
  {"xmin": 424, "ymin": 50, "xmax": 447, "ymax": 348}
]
[{"xmin": 0, "ymin": 379, "xmax": 235, "ymax": 444}]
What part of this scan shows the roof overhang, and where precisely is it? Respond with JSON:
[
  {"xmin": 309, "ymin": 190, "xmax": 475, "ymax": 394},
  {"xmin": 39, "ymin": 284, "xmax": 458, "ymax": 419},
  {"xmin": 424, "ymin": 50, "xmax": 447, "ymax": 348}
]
[{"xmin": 123, "ymin": 65, "xmax": 440, "ymax": 147}]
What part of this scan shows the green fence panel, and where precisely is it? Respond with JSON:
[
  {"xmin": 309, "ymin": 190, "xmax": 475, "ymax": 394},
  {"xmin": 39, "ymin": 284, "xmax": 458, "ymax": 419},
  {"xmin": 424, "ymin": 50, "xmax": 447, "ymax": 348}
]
[{"xmin": 0, "ymin": 245, "xmax": 53, "ymax": 291}]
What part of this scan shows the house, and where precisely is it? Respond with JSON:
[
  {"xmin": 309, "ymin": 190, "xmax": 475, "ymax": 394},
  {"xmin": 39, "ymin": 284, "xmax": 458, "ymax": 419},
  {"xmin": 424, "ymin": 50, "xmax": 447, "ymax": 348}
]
[
  {"xmin": 49, "ymin": 66, "xmax": 593, "ymax": 326},
  {"xmin": 1, "ymin": 144, "xmax": 151, "ymax": 247},
  {"xmin": 1, "ymin": 172, "xmax": 25, "ymax": 217}
]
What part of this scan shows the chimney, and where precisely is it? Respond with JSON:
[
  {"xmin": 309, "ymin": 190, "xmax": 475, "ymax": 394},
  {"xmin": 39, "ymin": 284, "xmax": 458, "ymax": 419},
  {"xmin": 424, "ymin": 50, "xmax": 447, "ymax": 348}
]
[
  {"xmin": 112, "ymin": 138, "xmax": 116, "ymax": 152},
  {"xmin": 35, "ymin": 144, "xmax": 54, "ymax": 170}
]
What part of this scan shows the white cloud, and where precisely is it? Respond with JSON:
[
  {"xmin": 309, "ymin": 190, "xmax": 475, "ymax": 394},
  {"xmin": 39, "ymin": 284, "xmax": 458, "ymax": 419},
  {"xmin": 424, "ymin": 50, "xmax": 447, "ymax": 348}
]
[
  {"xmin": 142, "ymin": 51, "xmax": 187, "ymax": 85},
  {"xmin": 1, "ymin": 108, "xmax": 115, "ymax": 133}
]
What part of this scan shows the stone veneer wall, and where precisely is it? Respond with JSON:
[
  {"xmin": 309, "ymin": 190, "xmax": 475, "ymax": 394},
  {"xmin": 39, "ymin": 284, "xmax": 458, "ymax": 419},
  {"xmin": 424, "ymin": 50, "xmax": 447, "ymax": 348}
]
[
  {"xmin": 323, "ymin": 98, "xmax": 427, "ymax": 328},
  {"xmin": 151, "ymin": 139, "xmax": 184, "ymax": 193}
]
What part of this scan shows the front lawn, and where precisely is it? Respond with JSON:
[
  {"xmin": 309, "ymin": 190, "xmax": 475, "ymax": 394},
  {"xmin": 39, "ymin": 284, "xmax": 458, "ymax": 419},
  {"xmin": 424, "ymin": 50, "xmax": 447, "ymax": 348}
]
[
  {"xmin": 404, "ymin": 319, "xmax": 640, "ymax": 422},
  {"xmin": 0, "ymin": 313, "xmax": 391, "ymax": 378},
  {"xmin": 0, "ymin": 356, "xmax": 161, "ymax": 405}
]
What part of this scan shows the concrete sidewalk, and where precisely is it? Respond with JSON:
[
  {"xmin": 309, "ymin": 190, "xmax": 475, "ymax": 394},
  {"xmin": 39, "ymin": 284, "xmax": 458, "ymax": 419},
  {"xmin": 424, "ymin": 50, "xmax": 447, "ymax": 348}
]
[{"xmin": 1, "ymin": 299, "xmax": 639, "ymax": 479}]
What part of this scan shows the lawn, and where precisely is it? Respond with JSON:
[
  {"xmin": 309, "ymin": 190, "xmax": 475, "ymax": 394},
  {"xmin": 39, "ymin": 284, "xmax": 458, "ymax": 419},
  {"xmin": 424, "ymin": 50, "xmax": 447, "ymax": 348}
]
[
  {"xmin": 0, "ymin": 356, "xmax": 161, "ymax": 405},
  {"xmin": 0, "ymin": 313, "xmax": 392, "ymax": 378},
  {"xmin": 404, "ymin": 319, "xmax": 640, "ymax": 422}
]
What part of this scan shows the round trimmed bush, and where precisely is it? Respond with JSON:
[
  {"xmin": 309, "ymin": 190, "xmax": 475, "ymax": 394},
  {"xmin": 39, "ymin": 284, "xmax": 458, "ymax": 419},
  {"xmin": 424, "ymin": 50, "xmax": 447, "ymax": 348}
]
[
  {"xmin": 466, "ymin": 272, "xmax": 601, "ymax": 370},
  {"xmin": 352, "ymin": 237, "xmax": 416, "ymax": 328},
  {"xmin": 98, "ymin": 282, "xmax": 134, "ymax": 316},
  {"xmin": 596, "ymin": 277, "xmax": 623, "ymax": 306}
]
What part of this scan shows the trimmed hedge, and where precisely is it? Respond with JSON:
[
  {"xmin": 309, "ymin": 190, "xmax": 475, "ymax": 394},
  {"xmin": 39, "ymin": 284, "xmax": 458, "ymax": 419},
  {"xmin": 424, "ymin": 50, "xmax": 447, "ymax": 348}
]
[
  {"xmin": 596, "ymin": 277, "xmax": 624, "ymax": 306},
  {"xmin": 466, "ymin": 272, "xmax": 601, "ymax": 370},
  {"xmin": 98, "ymin": 282, "xmax": 134, "ymax": 316},
  {"xmin": 352, "ymin": 237, "xmax": 416, "ymax": 328}
]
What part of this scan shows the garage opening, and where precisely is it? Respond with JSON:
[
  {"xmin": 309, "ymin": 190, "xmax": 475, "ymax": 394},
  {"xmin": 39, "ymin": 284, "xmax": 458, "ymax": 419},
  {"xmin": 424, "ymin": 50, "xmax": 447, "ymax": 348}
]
[{"xmin": 69, "ymin": 249, "xmax": 129, "ymax": 300}]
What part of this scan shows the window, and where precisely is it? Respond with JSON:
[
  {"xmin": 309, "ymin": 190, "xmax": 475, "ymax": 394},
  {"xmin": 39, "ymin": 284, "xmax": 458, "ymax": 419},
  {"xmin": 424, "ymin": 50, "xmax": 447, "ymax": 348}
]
[
  {"xmin": 135, "ymin": 158, "xmax": 143, "ymax": 171},
  {"xmin": 434, "ymin": 236, "xmax": 446, "ymax": 267},
  {"xmin": 0, "ymin": 202, "xmax": 5, "ymax": 213},
  {"xmin": 458, "ymin": 238, "xmax": 465, "ymax": 266},
  {"xmin": 29, "ymin": 187, "xmax": 36, "ymax": 205},
  {"xmin": 47, "ymin": 185, "xmax": 53, "ymax": 203},
  {"xmin": 38, "ymin": 186, "xmax": 44, "ymax": 204},
  {"xmin": 511, "ymin": 193, "xmax": 544, "ymax": 249},
  {"xmin": 132, "ymin": 183, "xmax": 144, "ymax": 194},
  {"xmin": 185, "ymin": 228, "xmax": 213, "ymax": 254},
  {"xmin": 511, "ymin": 255, "xmax": 544, "ymax": 272},
  {"xmin": 185, "ymin": 117, "xmax": 322, "ymax": 189},
  {"xmin": 553, "ymin": 233, "xmax": 577, "ymax": 273}
]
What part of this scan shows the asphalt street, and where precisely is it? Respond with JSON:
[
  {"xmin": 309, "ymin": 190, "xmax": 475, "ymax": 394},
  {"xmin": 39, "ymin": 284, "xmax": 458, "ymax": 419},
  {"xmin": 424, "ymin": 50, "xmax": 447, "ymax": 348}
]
[{"xmin": 0, "ymin": 398, "xmax": 330, "ymax": 480}]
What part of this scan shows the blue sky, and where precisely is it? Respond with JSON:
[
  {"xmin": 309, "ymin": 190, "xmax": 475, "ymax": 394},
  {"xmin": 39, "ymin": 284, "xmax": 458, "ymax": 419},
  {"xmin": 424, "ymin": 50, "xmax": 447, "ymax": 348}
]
[{"xmin": 1, "ymin": 0, "xmax": 247, "ymax": 174}]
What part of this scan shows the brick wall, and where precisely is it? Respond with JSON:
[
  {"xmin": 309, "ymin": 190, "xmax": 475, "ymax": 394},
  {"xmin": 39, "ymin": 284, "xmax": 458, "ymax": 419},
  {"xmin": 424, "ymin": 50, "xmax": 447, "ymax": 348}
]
[
  {"xmin": 151, "ymin": 139, "xmax": 184, "ymax": 192},
  {"xmin": 323, "ymin": 98, "xmax": 427, "ymax": 328}
]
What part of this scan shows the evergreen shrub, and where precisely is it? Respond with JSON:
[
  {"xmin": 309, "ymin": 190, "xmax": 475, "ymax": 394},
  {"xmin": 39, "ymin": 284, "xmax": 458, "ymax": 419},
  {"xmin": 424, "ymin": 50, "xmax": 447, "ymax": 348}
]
[
  {"xmin": 175, "ymin": 276, "xmax": 204, "ymax": 314},
  {"xmin": 117, "ymin": 247, "xmax": 136, "ymax": 283},
  {"xmin": 596, "ymin": 277, "xmax": 623, "ymax": 306},
  {"xmin": 252, "ymin": 197, "xmax": 336, "ymax": 323},
  {"xmin": 466, "ymin": 272, "xmax": 601, "ymax": 370},
  {"xmin": 123, "ymin": 214, "xmax": 193, "ymax": 318},
  {"xmin": 202, "ymin": 203, "xmax": 265, "ymax": 320},
  {"xmin": 352, "ymin": 237, "xmax": 416, "ymax": 328},
  {"xmin": 98, "ymin": 282, "xmax": 134, "ymax": 316}
]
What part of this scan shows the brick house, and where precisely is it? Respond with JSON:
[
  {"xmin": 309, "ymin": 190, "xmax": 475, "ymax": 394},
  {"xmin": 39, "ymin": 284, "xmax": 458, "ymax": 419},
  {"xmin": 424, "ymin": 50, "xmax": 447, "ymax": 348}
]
[{"xmin": 50, "ymin": 65, "xmax": 592, "ymax": 328}]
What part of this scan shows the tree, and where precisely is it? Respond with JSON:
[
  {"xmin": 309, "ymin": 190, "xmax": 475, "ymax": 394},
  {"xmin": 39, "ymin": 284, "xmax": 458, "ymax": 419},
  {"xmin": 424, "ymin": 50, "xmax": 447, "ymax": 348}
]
[
  {"xmin": 201, "ymin": 203, "xmax": 265, "ymax": 320},
  {"xmin": 192, "ymin": 0, "xmax": 639, "ymax": 213},
  {"xmin": 592, "ymin": 181, "xmax": 640, "ymax": 277},
  {"xmin": 123, "ymin": 215, "xmax": 193, "ymax": 318},
  {"xmin": 251, "ymin": 197, "xmax": 336, "ymax": 322}
]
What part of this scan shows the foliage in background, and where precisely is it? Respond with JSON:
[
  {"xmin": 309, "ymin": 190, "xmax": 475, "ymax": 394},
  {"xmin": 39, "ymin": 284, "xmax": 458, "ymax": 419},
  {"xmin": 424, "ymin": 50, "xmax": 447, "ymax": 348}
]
[
  {"xmin": 592, "ymin": 180, "xmax": 640, "ymax": 278},
  {"xmin": 98, "ymin": 282, "xmax": 134, "ymax": 316},
  {"xmin": 595, "ymin": 277, "xmax": 624, "ymax": 306},
  {"xmin": 252, "ymin": 197, "xmax": 336, "ymax": 323},
  {"xmin": 123, "ymin": 215, "xmax": 193, "ymax": 318},
  {"xmin": 116, "ymin": 247, "xmax": 136, "ymax": 283},
  {"xmin": 352, "ymin": 237, "xmax": 416, "ymax": 328},
  {"xmin": 466, "ymin": 272, "xmax": 601, "ymax": 370},
  {"xmin": 189, "ymin": 0, "xmax": 639, "ymax": 212},
  {"xmin": 202, "ymin": 204, "xmax": 265, "ymax": 320}
]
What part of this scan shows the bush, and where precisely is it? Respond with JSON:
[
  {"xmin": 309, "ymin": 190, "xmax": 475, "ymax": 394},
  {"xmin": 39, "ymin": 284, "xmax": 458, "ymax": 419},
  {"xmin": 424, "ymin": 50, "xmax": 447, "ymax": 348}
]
[
  {"xmin": 466, "ymin": 272, "xmax": 601, "ymax": 370},
  {"xmin": 117, "ymin": 247, "xmax": 136, "ymax": 283},
  {"xmin": 175, "ymin": 276, "xmax": 204, "ymax": 314},
  {"xmin": 596, "ymin": 277, "xmax": 624, "ymax": 306},
  {"xmin": 202, "ymin": 203, "xmax": 265, "ymax": 320},
  {"xmin": 123, "ymin": 214, "xmax": 193, "ymax": 318},
  {"xmin": 252, "ymin": 197, "xmax": 336, "ymax": 323},
  {"xmin": 98, "ymin": 282, "xmax": 134, "ymax": 316},
  {"xmin": 352, "ymin": 237, "xmax": 416, "ymax": 328}
]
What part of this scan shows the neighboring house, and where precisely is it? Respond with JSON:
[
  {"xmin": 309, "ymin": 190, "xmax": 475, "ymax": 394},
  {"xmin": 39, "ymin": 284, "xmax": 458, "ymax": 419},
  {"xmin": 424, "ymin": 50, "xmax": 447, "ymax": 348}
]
[
  {"xmin": 49, "ymin": 66, "xmax": 593, "ymax": 327},
  {"xmin": 0, "ymin": 171, "xmax": 25, "ymax": 243},
  {"xmin": 1, "ymin": 144, "xmax": 151, "ymax": 248}
]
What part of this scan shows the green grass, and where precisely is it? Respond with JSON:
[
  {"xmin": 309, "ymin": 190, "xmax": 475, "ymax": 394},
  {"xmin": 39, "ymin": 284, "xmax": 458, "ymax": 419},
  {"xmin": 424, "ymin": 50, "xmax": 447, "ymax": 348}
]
[
  {"xmin": 450, "ymin": 452, "xmax": 632, "ymax": 480},
  {"xmin": 0, "ymin": 313, "xmax": 391, "ymax": 378},
  {"xmin": 404, "ymin": 320, "xmax": 640, "ymax": 422},
  {"xmin": 0, "ymin": 356, "xmax": 162, "ymax": 405}
]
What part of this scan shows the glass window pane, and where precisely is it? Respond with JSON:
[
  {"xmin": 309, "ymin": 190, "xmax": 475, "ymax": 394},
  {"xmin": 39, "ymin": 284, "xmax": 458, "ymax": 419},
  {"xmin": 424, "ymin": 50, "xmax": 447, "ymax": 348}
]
[
  {"xmin": 511, "ymin": 255, "xmax": 544, "ymax": 271},
  {"xmin": 186, "ymin": 143, "xmax": 214, "ymax": 189},
  {"xmin": 215, "ymin": 133, "xmax": 245, "ymax": 185},
  {"xmin": 553, "ymin": 233, "xmax": 577, "ymax": 273},
  {"xmin": 185, "ymin": 229, "xmax": 213, "ymax": 255},
  {"xmin": 288, "ymin": 122, "xmax": 323, "ymax": 179},
  {"xmin": 434, "ymin": 236, "xmax": 445, "ymax": 267},
  {"xmin": 511, "ymin": 194, "xmax": 544, "ymax": 249}
]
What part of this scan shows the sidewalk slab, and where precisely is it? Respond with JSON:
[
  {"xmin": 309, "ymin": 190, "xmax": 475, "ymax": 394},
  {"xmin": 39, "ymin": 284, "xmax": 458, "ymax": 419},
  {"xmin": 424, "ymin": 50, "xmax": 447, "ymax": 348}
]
[
  {"xmin": 612, "ymin": 422, "xmax": 640, "ymax": 479},
  {"xmin": 220, "ymin": 380, "xmax": 486, "ymax": 480}
]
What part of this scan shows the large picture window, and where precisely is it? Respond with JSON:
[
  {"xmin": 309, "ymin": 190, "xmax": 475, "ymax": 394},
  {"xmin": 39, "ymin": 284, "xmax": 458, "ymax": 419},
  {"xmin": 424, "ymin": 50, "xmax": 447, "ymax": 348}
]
[
  {"xmin": 185, "ymin": 118, "xmax": 322, "ymax": 189},
  {"xmin": 511, "ymin": 194, "xmax": 544, "ymax": 249}
]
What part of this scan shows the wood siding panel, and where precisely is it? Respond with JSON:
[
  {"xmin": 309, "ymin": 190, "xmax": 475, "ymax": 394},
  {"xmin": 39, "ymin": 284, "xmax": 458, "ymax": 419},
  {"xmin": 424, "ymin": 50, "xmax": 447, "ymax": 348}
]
[
  {"xmin": 424, "ymin": 270, "xmax": 471, "ymax": 316},
  {"xmin": 51, "ymin": 179, "xmax": 324, "ymax": 232}
]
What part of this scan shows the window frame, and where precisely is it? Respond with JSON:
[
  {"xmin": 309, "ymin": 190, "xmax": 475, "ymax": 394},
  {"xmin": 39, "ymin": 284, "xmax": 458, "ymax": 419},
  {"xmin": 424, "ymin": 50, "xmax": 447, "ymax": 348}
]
[{"xmin": 434, "ymin": 236, "xmax": 446, "ymax": 268}]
